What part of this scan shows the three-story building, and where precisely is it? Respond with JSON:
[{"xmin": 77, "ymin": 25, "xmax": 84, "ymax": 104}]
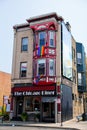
[{"xmin": 11, "ymin": 13, "xmax": 83, "ymax": 122}]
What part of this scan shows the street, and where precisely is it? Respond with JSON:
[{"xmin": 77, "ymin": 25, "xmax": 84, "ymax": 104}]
[{"xmin": 0, "ymin": 126, "xmax": 75, "ymax": 130}]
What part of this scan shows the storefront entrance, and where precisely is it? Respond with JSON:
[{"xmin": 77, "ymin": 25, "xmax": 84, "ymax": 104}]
[
  {"xmin": 42, "ymin": 97, "xmax": 55, "ymax": 122},
  {"xmin": 17, "ymin": 100, "xmax": 23, "ymax": 115},
  {"xmin": 16, "ymin": 97, "xmax": 24, "ymax": 115}
]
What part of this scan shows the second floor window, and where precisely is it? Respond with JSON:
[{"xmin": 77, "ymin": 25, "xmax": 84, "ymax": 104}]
[
  {"xmin": 37, "ymin": 59, "xmax": 46, "ymax": 76},
  {"xmin": 21, "ymin": 37, "xmax": 28, "ymax": 51},
  {"xmin": 78, "ymin": 73, "xmax": 82, "ymax": 86},
  {"xmin": 49, "ymin": 59, "xmax": 55, "ymax": 76},
  {"xmin": 20, "ymin": 62, "xmax": 27, "ymax": 77}
]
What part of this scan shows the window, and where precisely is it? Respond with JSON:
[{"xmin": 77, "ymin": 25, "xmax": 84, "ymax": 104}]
[
  {"xmin": 20, "ymin": 62, "xmax": 27, "ymax": 77},
  {"xmin": 77, "ymin": 52, "xmax": 82, "ymax": 64},
  {"xmin": 21, "ymin": 37, "xmax": 28, "ymax": 51},
  {"xmin": 78, "ymin": 73, "xmax": 82, "ymax": 85},
  {"xmin": 49, "ymin": 59, "xmax": 55, "ymax": 76},
  {"xmin": 25, "ymin": 99, "xmax": 30, "ymax": 108},
  {"xmin": 25, "ymin": 98, "xmax": 33, "ymax": 111},
  {"xmin": 49, "ymin": 31, "xmax": 55, "ymax": 47},
  {"xmin": 62, "ymin": 22, "xmax": 72, "ymax": 80},
  {"xmin": 25, "ymin": 98, "xmax": 40, "ymax": 111},
  {"xmin": 34, "ymin": 100, "xmax": 40, "ymax": 111},
  {"xmin": 39, "ymin": 32, "xmax": 46, "ymax": 46},
  {"xmin": 43, "ymin": 103, "xmax": 49, "ymax": 112},
  {"xmin": 37, "ymin": 59, "xmax": 46, "ymax": 76},
  {"xmin": 73, "ymin": 69, "xmax": 76, "ymax": 83}
]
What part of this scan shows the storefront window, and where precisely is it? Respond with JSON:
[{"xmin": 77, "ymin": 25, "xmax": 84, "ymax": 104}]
[
  {"xmin": 25, "ymin": 98, "xmax": 33, "ymax": 111},
  {"xmin": 25, "ymin": 98, "xmax": 40, "ymax": 111},
  {"xmin": 34, "ymin": 100, "xmax": 40, "ymax": 111}
]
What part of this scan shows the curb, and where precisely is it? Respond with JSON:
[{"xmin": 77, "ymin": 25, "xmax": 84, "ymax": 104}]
[{"xmin": 0, "ymin": 123, "xmax": 80, "ymax": 130}]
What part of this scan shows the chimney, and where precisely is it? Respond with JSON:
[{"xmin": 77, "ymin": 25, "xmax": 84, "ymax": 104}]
[{"xmin": 66, "ymin": 22, "xmax": 71, "ymax": 32}]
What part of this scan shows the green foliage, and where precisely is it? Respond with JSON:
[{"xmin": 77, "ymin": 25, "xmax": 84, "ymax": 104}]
[
  {"xmin": 3, "ymin": 113, "xmax": 9, "ymax": 120},
  {"xmin": 0, "ymin": 105, "xmax": 6, "ymax": 116},
  {"xmin": 21, "ymin": 112, "xmax": 28, "ymax": 121},
  {"xmin": 2, "ymin": 105, "xmax": 6, "ymax": 115},
  {"xmin": 35, "ymin": 113, "xmax": 40, "ymax": 120}
]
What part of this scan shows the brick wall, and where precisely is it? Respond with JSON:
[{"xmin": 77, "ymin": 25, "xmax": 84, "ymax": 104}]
[{"xmin": 0, "ymin": 71, "xmax": 11, "ymax": 107}]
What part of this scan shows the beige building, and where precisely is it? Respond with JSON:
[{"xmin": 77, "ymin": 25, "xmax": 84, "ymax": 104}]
[
  {"xmin": 72, "ymin": 37, "xmax": 84, "ymax": 118},
  {"xmin": 84, "ymin": 58, "xmax": 87, "ymax": 113},
  {"xmin": 11, "ymin": 13, "xmax": 83, "ymax": 122}
]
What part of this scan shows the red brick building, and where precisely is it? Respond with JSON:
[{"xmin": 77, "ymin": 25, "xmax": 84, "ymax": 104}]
[{"xmin": 0, "ymin": 71, "xmax": 11, "ymax": 113}]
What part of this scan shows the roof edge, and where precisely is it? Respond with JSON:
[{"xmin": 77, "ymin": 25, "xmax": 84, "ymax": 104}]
[
  {"xmin": 13, "ymin": 23, "xmax": 29, "ymax": 29},
  {"xmin": 27, "ymin": 12, "xmax": 64, "ymax": 23}
]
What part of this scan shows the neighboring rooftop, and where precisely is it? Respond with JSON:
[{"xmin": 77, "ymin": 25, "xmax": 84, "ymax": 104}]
[{"xmin": 13, "ymin": 23, "xmax": 29, "ymax": 29}]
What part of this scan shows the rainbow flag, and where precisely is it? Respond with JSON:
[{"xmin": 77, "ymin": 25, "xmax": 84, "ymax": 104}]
[
  {"xmin": 41, "ymin": 46, "xmax": 45, "ymax": 56},
  {"xmin": 36, "ymin": 75, "xmax": 43, "ymax": 84},
  {"xmin": 38, "ymin": 46, "xmax": 45, "ymax": 56},
  {"xmin": 38, "ymin": 46, "xmax": 41, "ymax": 56}
]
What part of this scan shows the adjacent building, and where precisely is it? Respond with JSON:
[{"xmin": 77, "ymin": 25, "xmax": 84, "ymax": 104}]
[
  {"xmin": 0, "ymin": 71, "xmax": 11, "ymax": 113},
  {"xmin": 85, "ymin": 58, "xmax": 87, "ymax": 113},
  {"xmin": 11, "ymin": 13, "xmax": 83, "ymax": 123},
  {"xmin": 76, "ymin": 42, "xmax": 86, "ymax": 114}
]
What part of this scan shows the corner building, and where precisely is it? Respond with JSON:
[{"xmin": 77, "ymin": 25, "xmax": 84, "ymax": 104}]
[{"xmin": 11, "ymin": 13, "xmax": 82, "ymax": 122}]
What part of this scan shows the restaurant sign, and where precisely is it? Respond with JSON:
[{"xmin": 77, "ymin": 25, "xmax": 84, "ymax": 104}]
[{"xmin": 13, "ymin": 90, "xmax": 55, "ymax": 96}]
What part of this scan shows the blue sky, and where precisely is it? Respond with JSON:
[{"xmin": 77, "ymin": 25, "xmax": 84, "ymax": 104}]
[{"xmin": 0, "ymin": 0, "xmax": 87, "ymax": 73}]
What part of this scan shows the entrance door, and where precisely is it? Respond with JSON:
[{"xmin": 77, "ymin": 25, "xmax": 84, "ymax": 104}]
[
  {"xmin": 42, "ymin": 102, "xmax": 55, "ymax": 122},
  {"xmin": 17, "ymin": 100, "xmax": 23, "ymax": 115}
]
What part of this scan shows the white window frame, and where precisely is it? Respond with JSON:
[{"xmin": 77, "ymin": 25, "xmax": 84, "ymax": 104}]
[
  {"xmin": 37, "ymin": 59, "xmax": 46, "ymax": 76},
  {"xmin": 78, "ymin": 73, "xmax": 82, "ymax": 85},
  {"xmin": 20, "ymin": 62, "xmax": 27, "ymax": 77},
  {"xmin": 49, "ymin": 59, "xmax": 55, "ymax": 76},
  {"xmin": 49, "ymin": 31, "xmax": 55, "ymax": 47},
  {"xmin": 21, "ymin": 37, "xmax": 28, "ymax": 51},
  {"xmin": 38, "ymin": 32, "xmax": 46, "ymax": 46},
  {"xmin": 77, "ymin": 52, "xmax": 82, "ymax": 64}
]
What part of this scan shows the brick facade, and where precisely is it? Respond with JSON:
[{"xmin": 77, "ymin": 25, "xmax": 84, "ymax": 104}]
[{"xmin": 0, "ymin": 71, "xmax": 11, "ymax": 108}]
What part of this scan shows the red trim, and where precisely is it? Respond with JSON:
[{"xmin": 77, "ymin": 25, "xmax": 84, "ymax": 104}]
[
  {"xmin": 12, "ymin": 85, "xmax": 55, "ymax": 92},
  {"xmin": 30, "ymin": 22, "xmax": 57, "ymax": 31}
]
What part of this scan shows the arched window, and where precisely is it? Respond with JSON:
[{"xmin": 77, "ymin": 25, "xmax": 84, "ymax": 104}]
[{"xmin": 34, "ymin": 99, "xmax": 40, "ymax": 111}]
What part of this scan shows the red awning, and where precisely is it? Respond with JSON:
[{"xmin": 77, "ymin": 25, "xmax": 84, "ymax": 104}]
[{"xmin": 12, "ymin": 85, "xmax": 55, "ymax": 92}]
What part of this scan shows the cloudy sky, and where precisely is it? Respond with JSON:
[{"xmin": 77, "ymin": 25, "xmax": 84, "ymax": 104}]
[{"xmin": 0, "ymin": 0, "xmax": 87, "ymax": 73}]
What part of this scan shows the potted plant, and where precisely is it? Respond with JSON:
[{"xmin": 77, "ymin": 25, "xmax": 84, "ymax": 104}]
[
  {"xmin": 21, "ymin": 112, "xmax": 28, "ymax": 122},
  {"xmin": 35, "ymin": 113, "xmax": 40, "ymax": 122}
]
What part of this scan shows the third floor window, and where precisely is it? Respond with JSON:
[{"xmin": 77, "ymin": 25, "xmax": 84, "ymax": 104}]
[
  {"xmin": 77, "ymin": 52, "xmax": 82, "ymax": 64},
  {"xmin": 49, "ymin": 31, "xmax": 55, "ymax": 47},
  {"xmin": 39, "ymin": 32, "xmax": 46, "ymax": 46},
  {"xmin": 21, "ymin": 37, "xmax": 28, "ymax": 51}
]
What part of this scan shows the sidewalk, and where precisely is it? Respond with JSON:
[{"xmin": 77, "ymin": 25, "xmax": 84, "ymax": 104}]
[{"xmin": 0, "ymin": 119, "xmax": 87, "ymax": 130}]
